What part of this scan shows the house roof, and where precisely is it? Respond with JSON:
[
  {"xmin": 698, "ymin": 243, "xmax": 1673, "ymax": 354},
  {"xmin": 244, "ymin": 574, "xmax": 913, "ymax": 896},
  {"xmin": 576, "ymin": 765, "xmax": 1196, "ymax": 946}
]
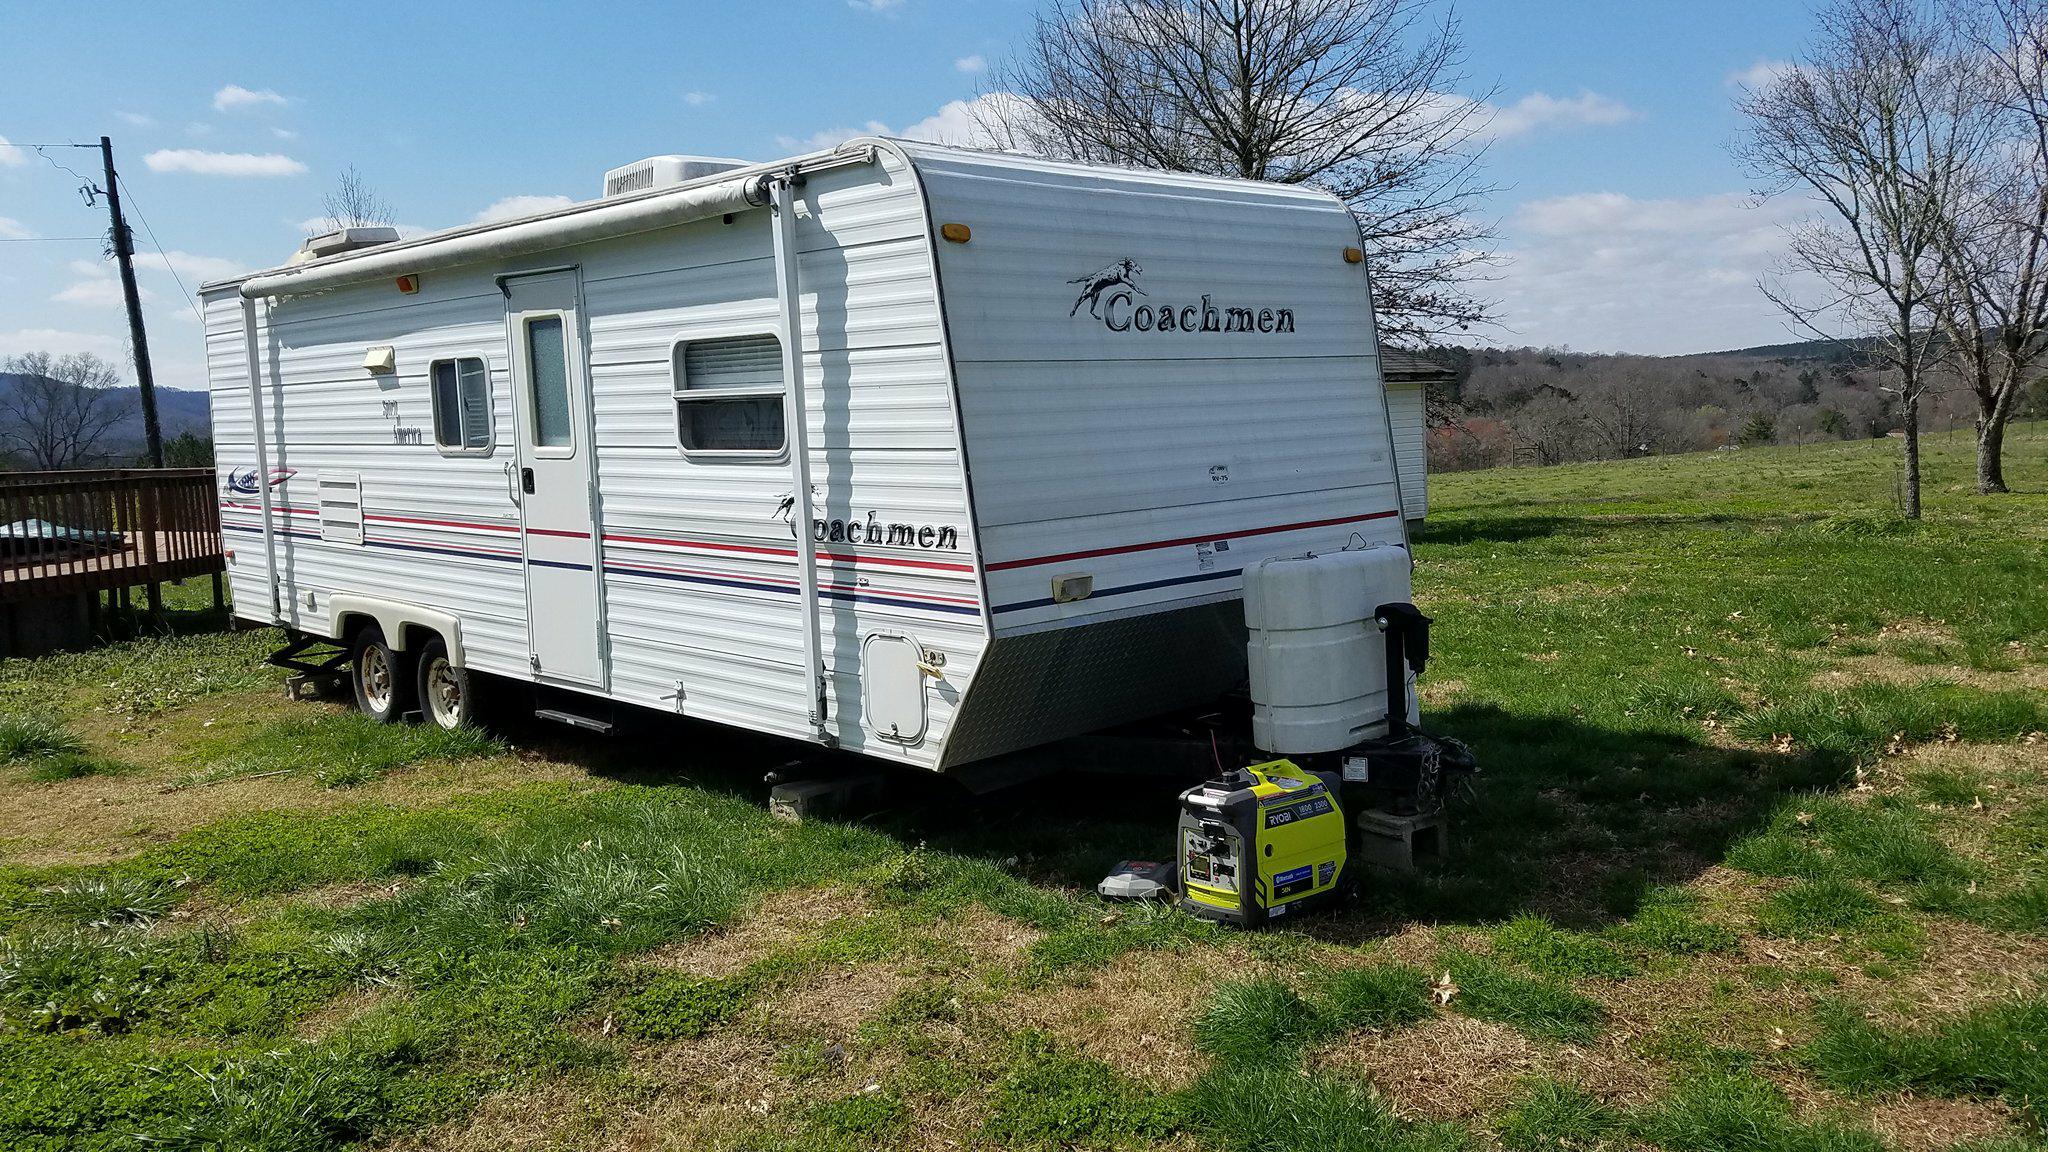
[{"xmin": 1379, "ymin": 348, "xmax": 1457, "ymax": 383}]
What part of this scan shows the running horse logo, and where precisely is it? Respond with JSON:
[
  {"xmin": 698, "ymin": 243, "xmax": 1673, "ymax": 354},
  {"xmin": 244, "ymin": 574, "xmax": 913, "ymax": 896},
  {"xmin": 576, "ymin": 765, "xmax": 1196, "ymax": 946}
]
[{"xmin": 1069, "ymin": 259, "xmax": 1144, "ymax": 318}]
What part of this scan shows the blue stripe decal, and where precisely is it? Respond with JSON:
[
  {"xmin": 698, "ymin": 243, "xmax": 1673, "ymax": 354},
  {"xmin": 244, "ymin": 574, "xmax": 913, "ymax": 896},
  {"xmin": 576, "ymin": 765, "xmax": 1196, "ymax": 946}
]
[
  {"xmin": 368, "ymin": 539, "xmax": 520, "ymax": 565},
  {"xmin": 527, "ymin": 557, "xmax": 594, "ymax": 571},
  {"xmin": 994, "ymin": 566, "xmax": 1243, "ymax": 614},
  {"xmin": 222, "ymin": 523, "xmax": 321, "ymax": 543},
  {"xmin": 819, "ymin": 587, "xmax": 981, "ymax": 617}
]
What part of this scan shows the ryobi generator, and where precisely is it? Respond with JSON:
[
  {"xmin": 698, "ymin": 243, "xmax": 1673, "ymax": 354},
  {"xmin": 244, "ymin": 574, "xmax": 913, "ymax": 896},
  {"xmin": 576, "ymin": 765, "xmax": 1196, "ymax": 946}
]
[{"xmin": 1178, "ymin": 759, "xmax": 1350, "ymax": 927}]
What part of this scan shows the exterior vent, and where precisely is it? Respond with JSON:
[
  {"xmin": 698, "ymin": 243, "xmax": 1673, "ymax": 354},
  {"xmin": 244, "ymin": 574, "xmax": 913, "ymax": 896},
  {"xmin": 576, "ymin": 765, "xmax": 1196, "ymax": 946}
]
[
  {"xmin": 291, "ymin": 226, "xmax": 401, "ymax": 266},
  {"xmin": 602, "ymin": 155, "xmax": 749, "ymax": 199},
  {"xmin": 318, "ymin": 472, "xmax": 364, "ymax": 545}
]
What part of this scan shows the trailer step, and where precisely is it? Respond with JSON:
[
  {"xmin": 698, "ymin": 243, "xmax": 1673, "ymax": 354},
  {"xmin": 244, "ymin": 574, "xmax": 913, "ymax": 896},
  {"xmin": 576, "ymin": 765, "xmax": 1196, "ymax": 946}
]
[{"xmin": 534, "ymin": 708, "xmax": 613, "ymax": 734}]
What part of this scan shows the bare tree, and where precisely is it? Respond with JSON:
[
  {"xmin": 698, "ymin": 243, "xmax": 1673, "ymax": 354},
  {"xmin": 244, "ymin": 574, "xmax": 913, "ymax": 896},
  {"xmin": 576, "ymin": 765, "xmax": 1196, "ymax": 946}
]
[
  {"xmin": 0, "ymin": 351, "xmax": 133, "ymax": 470},
  {"xmin": 1736, "ymin": 0, "xmax": 1986, "ymax": 518},
  {"xmin": 978, "ymin": 0, "xmax": 1497, "ymax": 345},
  {"xmin": 319, "ymin": 165, "xmax": 394, "ymax": 231},
  {"xmin": 1928, "ymin": 0, "xmax": 2048, "ymax": 494}
]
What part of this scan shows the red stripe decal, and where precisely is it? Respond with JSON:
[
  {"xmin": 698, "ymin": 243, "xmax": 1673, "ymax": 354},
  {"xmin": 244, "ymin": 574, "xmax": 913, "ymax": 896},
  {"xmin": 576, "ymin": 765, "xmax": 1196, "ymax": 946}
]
[{"xmin": 986, "ymin": 510, "xmax": 1401, "ymax": 572}]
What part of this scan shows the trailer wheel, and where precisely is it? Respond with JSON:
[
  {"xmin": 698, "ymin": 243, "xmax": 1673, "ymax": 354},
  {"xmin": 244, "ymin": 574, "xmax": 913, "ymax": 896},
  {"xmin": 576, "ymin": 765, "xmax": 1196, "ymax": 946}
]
[
  {"xmin": 350, "ymin": 624, "xmax": 412, "ymax": 724},
  {"xmin": 415, "ymin": 638, "xmax": 474, "ymax": 730}
]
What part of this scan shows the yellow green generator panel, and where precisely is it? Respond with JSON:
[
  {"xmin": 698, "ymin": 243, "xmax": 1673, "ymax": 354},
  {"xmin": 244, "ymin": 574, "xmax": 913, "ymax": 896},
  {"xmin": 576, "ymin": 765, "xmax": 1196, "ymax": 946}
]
[{"xmin": 1178, "ymin": 759, "xmax": 1349, "ymax": 927}]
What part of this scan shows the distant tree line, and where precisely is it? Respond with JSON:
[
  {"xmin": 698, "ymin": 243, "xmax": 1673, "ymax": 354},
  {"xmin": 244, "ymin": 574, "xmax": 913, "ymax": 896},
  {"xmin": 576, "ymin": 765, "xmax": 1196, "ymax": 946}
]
[
  {"xmin": 1423, "ymin": 344, "xmax": 2048, "ymax": 472},
  {"xmin": 0, "ymin": 351, "xmax": 211, "ymax": 472}
]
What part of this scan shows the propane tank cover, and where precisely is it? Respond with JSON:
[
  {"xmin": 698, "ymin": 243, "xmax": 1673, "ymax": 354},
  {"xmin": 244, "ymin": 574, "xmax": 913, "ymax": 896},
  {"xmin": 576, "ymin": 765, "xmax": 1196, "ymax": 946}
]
[{"xmin": 1243, "ymin": 546, "xmax": 1413, "ymax": 754}]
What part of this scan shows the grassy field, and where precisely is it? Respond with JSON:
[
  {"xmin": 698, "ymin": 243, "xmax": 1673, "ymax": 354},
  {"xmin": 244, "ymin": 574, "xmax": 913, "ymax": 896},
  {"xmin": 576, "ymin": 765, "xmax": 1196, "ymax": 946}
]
[{"xmin": 1, "ymin": 425, "xmax": 2044, "ymax": 1152}]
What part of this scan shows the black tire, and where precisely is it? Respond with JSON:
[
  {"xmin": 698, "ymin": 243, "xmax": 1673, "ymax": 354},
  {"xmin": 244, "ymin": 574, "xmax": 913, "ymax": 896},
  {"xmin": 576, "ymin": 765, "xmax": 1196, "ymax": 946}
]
[
  {"xmin": 414, "ymin": 637, "xmax": 476, "ymax": 730},
  {"xmin": 350, "ymin": 624, "xmax": 412, "ymax": 724}
]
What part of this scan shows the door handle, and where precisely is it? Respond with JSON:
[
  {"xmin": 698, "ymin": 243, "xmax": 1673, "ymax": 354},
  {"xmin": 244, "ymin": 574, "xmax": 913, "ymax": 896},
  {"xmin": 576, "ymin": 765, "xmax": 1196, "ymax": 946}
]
[
  {"xmin": 521, "ymin": 467, "xmax": 536, "ymax": 495},
  {"xmin": 503, "ymin": 461, "xmax": 519, "ymax": 503}
]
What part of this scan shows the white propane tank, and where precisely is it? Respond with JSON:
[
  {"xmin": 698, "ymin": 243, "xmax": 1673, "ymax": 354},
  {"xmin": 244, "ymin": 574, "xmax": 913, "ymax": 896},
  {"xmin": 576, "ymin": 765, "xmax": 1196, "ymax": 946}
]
[{"xmin": 1243, "ymin": 545, "xmax": 1413, "ymax": 755}]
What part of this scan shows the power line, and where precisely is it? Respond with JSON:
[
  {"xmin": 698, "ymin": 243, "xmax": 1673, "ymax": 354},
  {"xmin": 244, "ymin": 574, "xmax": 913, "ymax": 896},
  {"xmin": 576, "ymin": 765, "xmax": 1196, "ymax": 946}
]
[
  {"xmin": 114, "ymin": 172, "xmax": 202, "ymax": 324},
  {"xmin": 0, "ymin": 235, "xmax": 103, "ymax": 243}
]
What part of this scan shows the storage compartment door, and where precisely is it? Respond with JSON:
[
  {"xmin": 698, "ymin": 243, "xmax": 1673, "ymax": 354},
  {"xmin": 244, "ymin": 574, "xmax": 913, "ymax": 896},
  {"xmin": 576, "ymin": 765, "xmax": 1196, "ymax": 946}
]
[{"xmin": 862, "ymin": 634, "xmax": 927, "ymax": 744}]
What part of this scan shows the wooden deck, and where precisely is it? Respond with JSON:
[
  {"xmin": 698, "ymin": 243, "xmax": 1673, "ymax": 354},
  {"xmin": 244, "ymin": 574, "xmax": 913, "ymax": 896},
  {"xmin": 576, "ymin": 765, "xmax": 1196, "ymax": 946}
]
[{"xmin": 0, "ymin": 469, "xmax": 223, "ymax": 605}]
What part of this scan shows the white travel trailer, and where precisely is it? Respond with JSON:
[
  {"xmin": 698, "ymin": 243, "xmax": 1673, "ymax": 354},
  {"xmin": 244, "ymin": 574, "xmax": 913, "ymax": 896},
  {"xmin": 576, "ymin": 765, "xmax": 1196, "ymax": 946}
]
[{"xmin": 202, "ymin": 139, "xmax": 1412, "ymax": 775}]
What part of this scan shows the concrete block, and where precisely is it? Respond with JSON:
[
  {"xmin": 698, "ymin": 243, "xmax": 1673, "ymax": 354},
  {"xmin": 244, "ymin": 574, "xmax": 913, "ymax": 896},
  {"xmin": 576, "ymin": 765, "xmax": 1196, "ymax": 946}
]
[
  {"xmin": 769, "ymin": 774, "xmax": 885, "ymax": 823},
  {"xmin": 1353, "ymin": 806, "xmax": 1448, "ymax": 872}
]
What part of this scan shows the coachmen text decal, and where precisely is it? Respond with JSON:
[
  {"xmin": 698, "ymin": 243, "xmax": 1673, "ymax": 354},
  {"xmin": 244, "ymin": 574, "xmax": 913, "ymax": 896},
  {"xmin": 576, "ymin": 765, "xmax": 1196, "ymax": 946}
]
[{"xmin": 1068, "ymin": 259, "xmax": 1296, "ymax": 334}]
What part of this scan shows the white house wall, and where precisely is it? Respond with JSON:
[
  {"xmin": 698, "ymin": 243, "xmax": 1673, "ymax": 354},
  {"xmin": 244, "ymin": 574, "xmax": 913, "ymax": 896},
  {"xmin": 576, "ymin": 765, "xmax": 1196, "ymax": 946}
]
[{"xmin": 1384, "ymin": 379, "xmax": 1429, "ymax": 520}]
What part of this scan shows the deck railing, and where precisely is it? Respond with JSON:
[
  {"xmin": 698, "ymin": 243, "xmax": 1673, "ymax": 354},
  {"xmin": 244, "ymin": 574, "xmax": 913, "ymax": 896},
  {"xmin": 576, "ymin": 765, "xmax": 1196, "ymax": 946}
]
[{"xmin": 0, "ymin": 468, "xmax": 224, "ymax": 605}]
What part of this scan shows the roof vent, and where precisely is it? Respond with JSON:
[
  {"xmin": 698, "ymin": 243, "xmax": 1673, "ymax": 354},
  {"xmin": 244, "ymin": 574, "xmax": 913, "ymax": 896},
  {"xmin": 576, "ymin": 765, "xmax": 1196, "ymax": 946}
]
[
  {"xmin": 602, "ymin": 155, "xmax": 749, "ymax": 198},
  {"xmin": 291, "ymin": 226, "xmax": 401, "ymax": 265}
]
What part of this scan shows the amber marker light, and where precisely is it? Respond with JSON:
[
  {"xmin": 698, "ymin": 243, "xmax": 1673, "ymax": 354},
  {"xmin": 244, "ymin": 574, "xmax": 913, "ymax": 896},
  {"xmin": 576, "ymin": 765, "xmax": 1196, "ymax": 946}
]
[
  {"xmin": 1343, "ymin": 247, "xmax": 1364, "ymax": 264},
  {"xmin": 940, "ymin": 223, "xmax": 972, "ymax": 244}
]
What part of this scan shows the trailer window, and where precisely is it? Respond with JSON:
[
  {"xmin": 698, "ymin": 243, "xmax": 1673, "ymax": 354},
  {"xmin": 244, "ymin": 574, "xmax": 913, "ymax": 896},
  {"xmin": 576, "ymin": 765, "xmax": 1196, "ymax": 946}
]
[
  {"xmin": 525, "ymin": 316, "xmax": 574, "ymax": 449},
  {"xmin": 429, "ymin": 357, "xmax": 492, "ymax": 452},
  {"xmin": 673, "ymin": 333, "xmax": 786, "ymax": 458}
]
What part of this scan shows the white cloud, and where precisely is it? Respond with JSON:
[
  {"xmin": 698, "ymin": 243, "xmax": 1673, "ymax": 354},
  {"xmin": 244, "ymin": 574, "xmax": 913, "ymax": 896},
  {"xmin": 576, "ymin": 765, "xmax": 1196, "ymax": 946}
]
[
  {"xmin": 53, "ymin": 278, "xmax": 155, "ymax": 307},
  {"xmin": 272, "ymin": 127, "xmax": 298, "ymax": 140},
  {"xmin": 0, "ymin": 327, "xmax": 124, "ymax": 359},
  {"xmin": 1727, "ymin": 60, "xmax": 1793, "ymax": 90},
  {"xmin": 145, "ymin": 149, "xmax": 306, "ymax": 176},
  {"xmin": 955, "ymin": 54, "xmax": 986, "ymax": 74},
  {"xmin": 848, "ymin": 0, "xmax": 904, "ymax": 11},
  {"xmin": 474, "ymin": 195, "xmax": 577, "ymax": 223},
  {"xmin": 683, "ymin": 91, "xmax": 715, "ymax": 106},
  {"xmin": 0, "ymin": 135, "xmax": 25, "ymax": 167},
  {"xmin": 213, "ymin": 84, "xmax": 288, "ymax": 113},
  {"xmin": 777, "ymin": 94, "xmax": 1022, "ymax": 155},
  {"xmin": 154, "ymin": 250, "xmax": 246, "ymax": 281},
  {"xmin": 0, "ymin": 216, "xmax": 35, "ymax": 240},
  {"xmin": 775, "ymin": 122, "xmax": 893, "ymax": 153},
  {"xmin": 1491, "ymin": 189, "xmax": 1817, "ymax": 354},
  {"xmin": 1485, "ymin": 91, "xmax": 1637, "ymax": 140},
  {"xmin": 116, "ymin": 111, "xmax": 156, "ymax": 128}
]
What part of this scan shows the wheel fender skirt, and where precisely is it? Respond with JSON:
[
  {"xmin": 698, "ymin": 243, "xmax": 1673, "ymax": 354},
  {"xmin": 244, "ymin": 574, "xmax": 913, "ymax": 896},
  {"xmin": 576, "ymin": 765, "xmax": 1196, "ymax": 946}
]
[{"xmin": 325, "ymin": 595, "xmax": 466, "ymax": 667}]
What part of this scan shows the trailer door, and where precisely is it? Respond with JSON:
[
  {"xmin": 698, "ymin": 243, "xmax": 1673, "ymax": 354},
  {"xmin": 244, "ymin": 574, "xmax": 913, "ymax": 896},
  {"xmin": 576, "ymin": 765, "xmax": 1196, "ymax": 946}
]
[{"xmin": 504, "ymin": 270, "xmax": 605, "ymax": 687}]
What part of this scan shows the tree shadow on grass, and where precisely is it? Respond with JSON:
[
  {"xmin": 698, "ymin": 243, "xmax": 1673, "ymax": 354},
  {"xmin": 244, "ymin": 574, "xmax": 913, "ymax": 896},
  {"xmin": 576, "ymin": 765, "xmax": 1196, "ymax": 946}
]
[
  {"xmin": 468, "ymin": 682, "xmax": 1854, "ymax": 940},
  {"xmin": 864, "ymin": 702, "xmax": 1851, "ymax": 939}
]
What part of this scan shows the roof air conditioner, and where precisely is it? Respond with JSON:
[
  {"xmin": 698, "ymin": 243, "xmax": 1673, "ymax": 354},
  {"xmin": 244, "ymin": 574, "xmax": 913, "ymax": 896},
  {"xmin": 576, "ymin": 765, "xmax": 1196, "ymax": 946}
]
[{"xmin": 602, "ymin": 155, "xmax": 750, "ymax": 199}]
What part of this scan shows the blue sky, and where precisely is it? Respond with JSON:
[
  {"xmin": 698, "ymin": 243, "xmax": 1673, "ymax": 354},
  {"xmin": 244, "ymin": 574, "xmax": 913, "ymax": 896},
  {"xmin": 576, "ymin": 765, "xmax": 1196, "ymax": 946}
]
[{"xmin": 1, "ymin": 0, "xmax": 1822, "ymax": 391}]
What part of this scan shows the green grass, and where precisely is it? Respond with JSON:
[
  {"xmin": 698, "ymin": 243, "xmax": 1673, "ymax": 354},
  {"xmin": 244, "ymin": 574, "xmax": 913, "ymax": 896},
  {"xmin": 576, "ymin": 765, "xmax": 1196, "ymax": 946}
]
[
  {"xmin": 1629, "ymin": 1070, "xmax": 1886, "ymax": 1152},
  {"xmin": 1441, "ymin": 948, "xmax": 1606, "ymax": 1044},
  {"xmin": 1491, "ymin": 915, "xmax": 1637, "ymax": 979},
  {"xmin": 1497, "ymin": 1080, "xmax": 1623, "ymax": 1152},
  {"xmin": 0, "ymin": 426, "xmax": 2044, "ymax": 1150},
  {"xmin": 0, "ymin": 717, "xmax": 83, "ymax": 763},
  {"xmin": 982, "ymin": 1038, "xmax": 1183, "ymax": 1149},
  {"xmin": 1807, "ymin": 996, "xmax": 2048, "ymax": 1129},
  {"xmin": 203, "ymin": 711, "xmax": 505, "ymax": 788}
]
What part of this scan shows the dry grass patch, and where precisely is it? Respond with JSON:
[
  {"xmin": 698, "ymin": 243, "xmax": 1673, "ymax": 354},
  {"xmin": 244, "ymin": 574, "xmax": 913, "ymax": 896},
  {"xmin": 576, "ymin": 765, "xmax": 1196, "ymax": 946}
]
[
  {"xmin": 641, "ymin": 885, "xmax": 875, "ymax": 979},
  {"xmin": 1314, "ymin": 1012, "xmax": 1663, "ymax": 1122},
  {"xmin": 1845, "ymin": 1091, "xmax": 2018, "ymax": 1152},
  {"xmin": 998, "ymin": 943, "xmax": 1262, "ymax": 1090},
  {"xmin": 1816, "ymin": 655, "xmax": 2048, "ymax": 695},
  {"xmin": 0, "ymin": 690, "xmax": 592, "ymax": 868}
]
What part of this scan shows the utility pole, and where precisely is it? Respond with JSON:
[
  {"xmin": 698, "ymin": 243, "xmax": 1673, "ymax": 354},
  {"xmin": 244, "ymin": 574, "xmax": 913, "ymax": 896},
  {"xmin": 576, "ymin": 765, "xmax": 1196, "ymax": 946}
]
[{"xmin": 100, "ymin": 135, "xmax": 163, "ymax": 468}]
